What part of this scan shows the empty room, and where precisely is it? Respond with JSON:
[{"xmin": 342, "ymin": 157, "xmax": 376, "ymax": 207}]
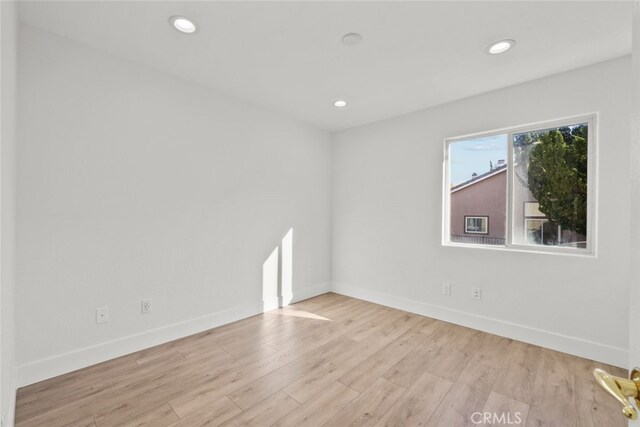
[{"xmin": 1, "ymin": 0, "xmax": 640, "ymax": 426}]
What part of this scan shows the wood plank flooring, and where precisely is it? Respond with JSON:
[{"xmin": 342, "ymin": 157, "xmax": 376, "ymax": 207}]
[{"xmin": 15, "ymin": 293, "xmax": 627, "ymax": 427}]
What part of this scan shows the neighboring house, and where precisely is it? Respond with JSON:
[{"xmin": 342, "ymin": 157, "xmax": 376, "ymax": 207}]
[
  {"xmin": 450, "ymin": 161, "xmax": 586, "ymax": 247},
  {"xmin": 450, "ymin": 164, "xmax": 506, "ymax": 245}
]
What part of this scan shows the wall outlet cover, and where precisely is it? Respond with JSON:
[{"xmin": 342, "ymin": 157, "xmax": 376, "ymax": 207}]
[
  {"xmin": 442, "ymin": 283, "xmax": 451, "ymax": 296},
  {"xmin": 96, "ymin": 307, "xmax": 109, "ymax": 324},
  {"xmin": 141, "ymin": 299, "xmax": 152, "ymax": 314}
]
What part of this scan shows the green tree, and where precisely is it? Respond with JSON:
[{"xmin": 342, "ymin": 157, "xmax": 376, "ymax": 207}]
[{"xmin": 526, "ymin": 126, "xmax": 588, "ymax": 236}]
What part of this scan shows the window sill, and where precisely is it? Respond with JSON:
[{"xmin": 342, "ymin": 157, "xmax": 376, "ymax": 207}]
[{"xmin": 442, "ymin": 241, "xmax": 596, "ymax": 258}]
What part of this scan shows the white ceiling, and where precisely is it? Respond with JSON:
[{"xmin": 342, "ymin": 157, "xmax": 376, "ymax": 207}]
[{"xmin": 19, "ymin": 1, "xmax": 632, "ymax": 132}]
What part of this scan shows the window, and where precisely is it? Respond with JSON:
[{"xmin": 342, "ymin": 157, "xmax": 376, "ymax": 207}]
[
  {"xmin": 525, "ymin": 219, "xmax": 556, "ymax": 245},
  {"xmin": 465, "ymin": 216, "xmax": 488, "ymax": 234},
  {"xmin": 447, "ymin": 134, "xmax": 507, "ymax": 246},
  {"xmin": 444, "ymin": 115, "xmax": 596, "ymax": 255}
]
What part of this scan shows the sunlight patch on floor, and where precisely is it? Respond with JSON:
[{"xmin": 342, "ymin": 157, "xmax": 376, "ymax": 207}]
[{"xmin": 270, "ymin": 308, "xmax": 331, "ymax": 321}]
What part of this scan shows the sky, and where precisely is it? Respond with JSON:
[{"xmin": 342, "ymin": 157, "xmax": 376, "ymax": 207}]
[{"xmin": 449, "ymin": 134, "xmax": 508, "ymax": 186}]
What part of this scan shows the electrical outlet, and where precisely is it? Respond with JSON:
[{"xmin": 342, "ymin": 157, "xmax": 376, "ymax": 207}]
[
  {"xmin": 442, "ymin": 283, "xmax": 451, "ymax": 296},
  {"xmin": 96, "ymin": 307, "xmax": 109, "ymax": 324},
  {"xmin": 141, "ymin": 299, "xmax": 152, "ymax": 314},
  {"xmin": 472, "ymin": 287, "xmax": 482, "ymax": 300}
]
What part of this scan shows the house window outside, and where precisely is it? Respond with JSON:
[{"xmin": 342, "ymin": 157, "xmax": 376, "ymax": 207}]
[
  {"xmin": 524, "ymin": 219, "xmax": 558, "ymax": 245},
  {"xmin": 444, "ymin": 115, "xmax": 596, "ymax": 255},
  {"xmin": 465, "ymin": 216, "xmax": 488, "ymax": 234}
]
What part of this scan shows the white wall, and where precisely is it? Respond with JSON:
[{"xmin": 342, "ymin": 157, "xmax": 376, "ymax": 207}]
[
  {"xmin": 16, "ymin": 25, "xmax": 332, "ymax": 386},
  {"xmin": 1, "ymin": 2, "xmax": 18, "ymax": 425},
  {"xmin": 631, "ymin": 1, "xmax": 640, "ymax": 424},
  {"xmin": 631, "ymin": 0, "xmax": 640, "ymax": 378},
  {"xmin": 332, "ymin": 57, "xmax": 631, "ymax": 367}
]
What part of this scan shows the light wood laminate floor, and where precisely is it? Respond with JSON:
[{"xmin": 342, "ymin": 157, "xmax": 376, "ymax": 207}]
[{"xmin": 15, "ymin": 293, "xmax": 626, "ymax": 427}]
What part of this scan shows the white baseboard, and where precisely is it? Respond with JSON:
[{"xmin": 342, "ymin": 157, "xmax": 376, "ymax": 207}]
[
  {"xmin": 17, "ymin": 302, "xmax": 262, "ymax": 388},
  {"xmin": 17, "ymin": 283, "xmax": 331, "ymax": 388},
  {"xmin": 264, "ymin": 282, "xmax": 332, "ymax": 311},
  {"xmin": 2, "ymin": 368, "xmax": 17, "ymax": 427},
  {"xmin": 331, "ymin": 282, "xmax": 627, "ymax": 367},
  {"xmin": 290, "ymin": 282, "xmax": 332, "ymax": 303}
]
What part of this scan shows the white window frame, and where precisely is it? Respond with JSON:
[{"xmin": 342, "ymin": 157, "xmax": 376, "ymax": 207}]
[
  {"xmin": 442, "ymin": 113, "xmax": 597, "ymax": 256},
  {"xmin": 464, "ymin": 216, "xmax": 489, "ymax": 234}
]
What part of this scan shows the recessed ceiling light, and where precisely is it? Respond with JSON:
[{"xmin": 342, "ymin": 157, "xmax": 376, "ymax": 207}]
[
  {"xmin": 342, "ymin": 33, "xmax": 363, "ymax": 47},
  {"xmin": 170, "ymin": 16, "xmax": 197, "ymax": 34},
  {"xmin": 333, "ymin": 99, "xmax": 347, "ymax": 108},
  {"xmin": 486, "ymin": 39, "xmax": 515, "ymax": 55}
]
